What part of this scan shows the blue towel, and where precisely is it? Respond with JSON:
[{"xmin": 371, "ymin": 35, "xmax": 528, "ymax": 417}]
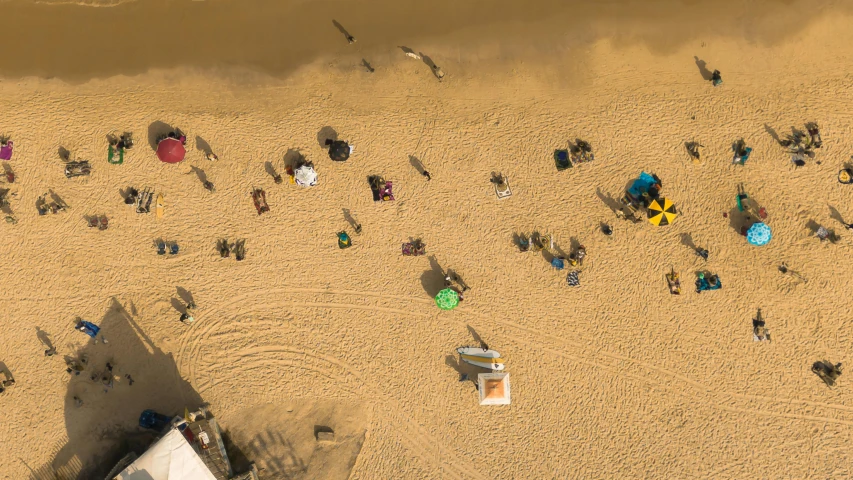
[{"xmin": 77, "ymin": 321, "xmax": 100, "ymax": 338}]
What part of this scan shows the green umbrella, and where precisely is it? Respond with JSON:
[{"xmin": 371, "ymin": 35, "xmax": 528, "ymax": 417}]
[{"xmin": 435, "ymin": 288, "xmax": 459, "ymax": 310}]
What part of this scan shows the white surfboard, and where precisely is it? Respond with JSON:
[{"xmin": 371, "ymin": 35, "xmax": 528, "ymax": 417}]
[{"xmin": 456, "ymin": 347, "xmax": 505, "ymax": 371}]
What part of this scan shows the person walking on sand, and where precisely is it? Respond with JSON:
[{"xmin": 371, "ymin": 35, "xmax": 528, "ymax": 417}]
[
  {"xmin": 432, "ymin": 65, "xmax": 445, "ymax": 81},
  {"xmin": 180, "ymin": 312, "xmax": 195, "ymax": 324},
  {"xmin": 422, "ymin": 170, "xmax": 431, "ymax": 181}
]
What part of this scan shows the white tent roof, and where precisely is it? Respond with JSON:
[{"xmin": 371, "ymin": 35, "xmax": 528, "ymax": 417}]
[{"xmin": 115, "ymin": 428, "xmax": 216, "ymax": 480}]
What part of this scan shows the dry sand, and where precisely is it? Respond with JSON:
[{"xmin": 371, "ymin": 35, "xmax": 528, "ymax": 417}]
[{"xmin": 1, "ymin": 0, "xmax": 853, "ymax": 478}]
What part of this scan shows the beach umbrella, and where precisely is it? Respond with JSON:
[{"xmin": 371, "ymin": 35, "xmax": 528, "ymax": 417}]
[
  {"xmin": 647, "ymin": 198, "xmax": 677, "ymax": 226},
  {"xmin": 435, "ymin": 288, "xmax": 459, "ymax": 310},
  {"xmin": 156, "ymin": 138, "xmax": 186, "ymax": 163},
  {"xmin": 747, "ymin": 222, "xmax": 772, "ymax": 246},
  {"xmin": 294, "ymin": 164, "xmax": 318, "ymax": 187},
  {"xmin": 328, "ymin": 140, "xmax": 350, "ymax": 161}
]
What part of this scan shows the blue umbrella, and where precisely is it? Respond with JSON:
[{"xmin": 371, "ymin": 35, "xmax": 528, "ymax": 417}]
[{"xmin": 747, "ymin": 222, "xmax": 772, "ymax": 246}]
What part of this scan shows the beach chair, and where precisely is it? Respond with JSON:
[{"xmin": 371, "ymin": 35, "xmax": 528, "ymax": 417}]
[
  {"xmin": 217, "ymin": 239, "xmax": 231, "ymax": 258},
  {"xmin": 252, "ymin": 188, "xmax": 269, "ymax": 215},
  {"xmin": 666, "ymin": 267, "xmax": 681, "ymax": 295},
  {"xmin": 491, "ymin": 172, "xmax": 512, "ymax": 199},
  {"xmin": 36, "ymin": 195, "xmax": 50, "ymax": 216},
  {"xmin": 551, "ymin": 257, "xmax": 565, "ymax": 270},
  {"xmin": 156, "ymin": 240, "xmax": 166, "ymax": 255},
  {"xmin": 517, "ymin": 234, "xmax": 530, "ymax": 252},
  {"xmin": 169, "ymin": 242, "xmax": 179, "ymax": 255},
  {"xmin": 530, "ymin": 233, "xmax": 550, "ymax": 253},
  {"xmin": 685, "ymin": 141, "xmax": 702, "ymax": 164},
  {"xmin": 812, "ymin": 361, "xmax": 842, "ymax": 387},
  {"xmin": 136, "ymin": 188, "xmax": 153, "ymax": 214},
  {"xmin": 98, "ymin": 215, "xmax": 108, "ymax": 231},
  {"xmin": 234, "ymin": 239, "xmax": 245, "ymax": 261},
  {"xmin": 65, "ymin": 161, "xmax": 92, "ymax": 178}
]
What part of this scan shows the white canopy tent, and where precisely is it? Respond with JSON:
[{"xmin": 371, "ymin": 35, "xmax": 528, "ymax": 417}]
[{"xmin": 115, "ymin": 428, "xmax": 217, "ymax": 480}]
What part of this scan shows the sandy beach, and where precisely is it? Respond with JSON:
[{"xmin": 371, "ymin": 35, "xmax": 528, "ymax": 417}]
[{"xmin": 1, "ymin": 0, "xmax": 853, "ymax": 478}]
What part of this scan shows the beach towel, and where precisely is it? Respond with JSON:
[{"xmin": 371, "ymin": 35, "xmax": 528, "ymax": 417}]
[
  {"xmin": 0, "ymin": 141, "xmax": 13, "ymax": 160},
  {"xmin": 554, "ymin": 149, "xmax": 571, "ymax": 171},
  {"xmin": 77, "ymin": 320, "xmax": 100, "ymax": 338},
  {"xmin": 380, "ymin": 181, "xmax": 395, "ymax": 201}
]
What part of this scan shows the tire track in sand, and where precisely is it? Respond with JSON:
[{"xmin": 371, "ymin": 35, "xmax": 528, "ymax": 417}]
[{"xmin": 176, "ymin": 296, "xmax": 486, "ymax": 480}]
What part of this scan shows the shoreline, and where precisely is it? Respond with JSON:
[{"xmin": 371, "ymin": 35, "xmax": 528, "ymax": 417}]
[{"xmin": 0, "ymin": 0, "xmax": 850, "ymax": 82}]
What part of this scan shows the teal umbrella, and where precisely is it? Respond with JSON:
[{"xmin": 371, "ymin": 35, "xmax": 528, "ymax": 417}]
[
  {"xmin": 747, "ymin": 222, "xmax": 772, "ymax": 246},
  {"xmin": 435, "ymin": 288, "xmax": 459, "ymax": 310}
]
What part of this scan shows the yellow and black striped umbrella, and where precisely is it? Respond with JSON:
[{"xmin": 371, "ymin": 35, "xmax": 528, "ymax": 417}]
[{"xmin": 648, "ymin": 198, "xmax": 677, "ymax": 226}]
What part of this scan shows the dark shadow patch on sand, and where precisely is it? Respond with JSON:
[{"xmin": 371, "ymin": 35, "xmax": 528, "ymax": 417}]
[{"xmin": 42, "ymin": 298, "xmax": 205, "ymax": 479}]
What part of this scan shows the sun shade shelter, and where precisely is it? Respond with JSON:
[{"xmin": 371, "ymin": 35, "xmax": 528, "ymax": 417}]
[
  {"xmin": 157, "ymin": 137, "xmax": 186, "ymax": 163},
  {"xmin": 435, "ymin": 288, "xmax": 459, "ymax": 310},
  {"xmin": 328, "ymin": 140, "xmax": 351, "ymax": 161},
  {"xmin": 478, "ymin": 372, "xmax": 511, "ymax": 405},
  {"xmin": 647, "ymin": 197, "xmax": 677, "ymax": 226},
  {"xmin": 294, "ymin": 164, "xmax": 318, "ymax": 187},
  {"xmin": 114, "ymin": 428, "xmax": 217, "ymax": 480},
  {"xmin": 747, "ymin": 222, "xmax": 772, "ymax": 246}
]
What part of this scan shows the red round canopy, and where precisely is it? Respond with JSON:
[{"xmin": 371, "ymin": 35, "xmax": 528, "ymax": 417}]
[{"xmin": 157, "ymin": 138, "xmax": 186, "ymax": 163}]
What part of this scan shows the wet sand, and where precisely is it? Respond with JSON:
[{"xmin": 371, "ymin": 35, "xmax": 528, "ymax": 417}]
[{"xmin": 1, "ymin": 0, "xmax": 850, "ymax": 81}]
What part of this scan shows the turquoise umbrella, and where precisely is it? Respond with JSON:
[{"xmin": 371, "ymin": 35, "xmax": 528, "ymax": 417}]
[
  {"xmin": 435, "ymin": 288, "xmax": 459, "ymax": 310},
  {"xmin": 747, "ymin": 222, "xmax": 772, "ymax": 246}
]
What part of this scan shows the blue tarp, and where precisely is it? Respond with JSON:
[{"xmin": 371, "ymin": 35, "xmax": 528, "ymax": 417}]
[
  {"xmin": 628, "ymin": 172, "xmax": 657, "ymax": 198},
  {"xmin": 77, "ymin": 320, "xmax": 100, "ymax": 338}
]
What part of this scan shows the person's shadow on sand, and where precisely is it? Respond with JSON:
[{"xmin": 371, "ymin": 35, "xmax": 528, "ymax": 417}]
[
  {"xmin": 420, "ymin": 256, "xmax": 446, "ymax": 297},
  {"xmin": 148, "ymin": 121, "xmax": 176, "ymax": 151},
  {"xmin": 694, "ymin": 56, "xmax": 713, "ymax": 81}
]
